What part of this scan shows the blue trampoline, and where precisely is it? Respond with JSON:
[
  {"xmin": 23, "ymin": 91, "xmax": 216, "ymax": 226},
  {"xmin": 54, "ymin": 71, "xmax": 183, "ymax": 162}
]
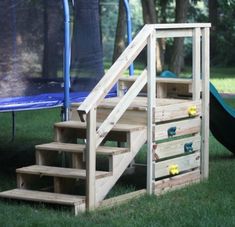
[
  {"xmin": 0, "ymin": 0, "xmax": 133, "ymax": 139},
  {"xmin": 0, "ymin": 0, "xmax": 133, "ymax": 114}
]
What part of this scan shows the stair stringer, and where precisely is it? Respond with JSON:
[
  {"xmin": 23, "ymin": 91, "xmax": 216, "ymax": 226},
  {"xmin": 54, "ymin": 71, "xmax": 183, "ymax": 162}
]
[{"xmin": 95, "ymin": 127, "xmax": 147, "ymax": 203}]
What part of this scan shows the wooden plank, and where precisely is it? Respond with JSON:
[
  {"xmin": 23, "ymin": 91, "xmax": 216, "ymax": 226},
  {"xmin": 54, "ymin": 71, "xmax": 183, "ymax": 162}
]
[
  {"xmin": 16, "ymin": 165, "xmax": 111, "ymax": 179},
  {"xmin": 36, "ymin": 142, "xmax": 128, "ymax": 156},
  {"xmin": 119, "ymin": 76, "xmax": 193, "ymax": 84},
  {"xmin": 0, "ymin": 189, "xmax": 85, "ymax": 206},
  {"xmin": 201, "ymin": 27, "xmax": 210, "ymax": 179},
  {"xmin": 78, "ymin": 25, "xmax": 151, "ymax": 114},
  {"xmin": 155, "ymin": 29, "xmax": 194, "ymax": 38},
  {"xmin": 97, "ymin": 108, "xmax": 147, "ymax": 125},
  {"xmin": 98, "ymin": 189, "xmax": 146, "ymax": 209},
  {"xmin": 153, "ymin": 152, "xmax": 200, "ymax": 179},
  {"xmin": 192, "ymin": 27, "xmax": 201, "ymax": 100},
  {"xmin": 86, "ymin": 108, "xmax": 97, "ymax": 210},
  {"xmin": 155, "ymin": 135, "xmax": 201, "ymax": 159},
  {"xmin": 156, "ymin": 100, "xmax": 201, "ymax": 122},
  {"xmin": 154, "ymin": 170, "xmax": 200, "ymax": 195},
  {"xmin": 155, "ymin": 117, "xmax": 201, "ymax": 141},
  {"xmin": 54, "ymin": 121, "xmax": 146, "ymax": 132},
  {"xmin": 147, "ymin": 30, "xmax": 156, "ymax": 195},
  {"xmin": 96, "ymin": 69, "xmax": 147, "ymax": 147},
  {"xmin": 156, "ymin": 83, "xmax": 167, "ymax": 98},
  {"xmin": 152, "ymin": 23, "xmax": 211, "ymax": 29}
]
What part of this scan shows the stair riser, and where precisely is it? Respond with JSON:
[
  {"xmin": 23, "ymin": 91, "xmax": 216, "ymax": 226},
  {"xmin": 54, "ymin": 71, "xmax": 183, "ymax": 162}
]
[
  {"xmin": 54, "ymin": 127, "xmax": 129, "ymax": 144},
  {"xmin": 36, "ymin": 150, "xmax": 85, "ymax": 169},
  {"xmin": 71, "ymin": 107, "xmax": 147, "ymax": 125},
  {"xmin": 17, "ymin": 173, "xmax": 86, "ymax": 195}
]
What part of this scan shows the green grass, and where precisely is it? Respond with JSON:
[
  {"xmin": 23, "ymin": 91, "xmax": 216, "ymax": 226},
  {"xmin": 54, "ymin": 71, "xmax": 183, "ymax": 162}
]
[{"xmin": 0, "ymin": 68, "xmax": 234, "ymax": 226}]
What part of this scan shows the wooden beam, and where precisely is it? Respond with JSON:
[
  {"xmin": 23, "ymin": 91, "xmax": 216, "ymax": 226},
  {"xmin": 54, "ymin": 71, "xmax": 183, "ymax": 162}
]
[
  {"xmin": 152, "ymin": 23, "xmax": 211, "ymax": 29},
  {"xmin": 98, "ymin": 189, "xmax": 146, "ymax": 209},
  {"xmin": 86, "ymin": 108, "xmax": 97, "ymax": 210},
  {"xmin": 201, "ymin": 27, "xmax": 210, "ymax": 179},
  {"xmin": 96, "ymin": 69, "xmax": 147, "ymax": 147},
  {"xmin": 153, "ymin": 152, "xmax": 200, "ymax": 179},
  {"xmin": 192, "ymin": 27, "xmax": 201, "ymax": 100},
  {"xmin": 147, "ymin": 30, "xmax": 156, "ymax": 195},
  {"xmin": 154, "ymin": 170, "xmax": 200, "ymax": 195},
  {"xmin": 155, "ymin": 29, "xmax": 194, "ymax": 38}
]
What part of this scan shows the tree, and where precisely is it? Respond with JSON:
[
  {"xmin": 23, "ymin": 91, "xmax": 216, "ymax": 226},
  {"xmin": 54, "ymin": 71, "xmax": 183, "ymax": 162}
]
[
  {"xmin": 169, "ymin": 0, "xmax": 189, "ymax": 74},
  {"xmin": 208, "ymin": 0, "xmax": 218, "ymax": 61},
  {"xmin": 141, "ymin": 0, "xmax": 164, "ymax": 72},
  {"xmin": 112, "ymin": 0, "xmax": 126, "ymax": 62}
]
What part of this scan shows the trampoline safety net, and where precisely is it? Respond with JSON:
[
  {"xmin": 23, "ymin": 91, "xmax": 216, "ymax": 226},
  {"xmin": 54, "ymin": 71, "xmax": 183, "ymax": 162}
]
[{"xmin": 0, "ymin": 0, "xmax": 104, "ymax": 101}]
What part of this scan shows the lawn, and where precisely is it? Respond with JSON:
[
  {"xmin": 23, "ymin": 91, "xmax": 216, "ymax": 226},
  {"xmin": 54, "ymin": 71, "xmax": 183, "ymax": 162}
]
[{"xmin": 0, "ymin": 67, "xmax": 234, "ymax": 226}]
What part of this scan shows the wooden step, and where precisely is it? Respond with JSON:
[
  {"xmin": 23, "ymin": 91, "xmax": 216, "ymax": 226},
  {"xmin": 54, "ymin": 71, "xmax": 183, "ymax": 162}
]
[
  {"xmin": 16, "ymin": 165, "xmax": 111, "ymax": 180},
  {"xmin": 0, "ymin": 189, "xmax": 85, "ymax": 206},
  {"xmin": 36, "ymin": 142, "xmax": 129, "ymax": 155},
  {"xmin": 54, "ymin": 121, "xmax": 146, "ymax": 132}
]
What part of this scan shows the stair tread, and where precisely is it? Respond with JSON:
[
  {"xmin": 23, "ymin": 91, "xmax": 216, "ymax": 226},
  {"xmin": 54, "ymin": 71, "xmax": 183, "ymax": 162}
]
[
  {"xmin": 16, "ymin": 165, "xmax": 111, "ymax": 179},
  {"xmin": 0, "ymin": 189, "xmax": 85, "ymax": 205},
  {"xmin": 55, "ymin": 121, "xmax": 146, "ymax": 132},
  {"xmin": 36, "ymin": 142, "xmax": 129, "ymax": 155},
  {"xmin": 72, "ymin": 97, "xmax": 189, "ymax": 111}
]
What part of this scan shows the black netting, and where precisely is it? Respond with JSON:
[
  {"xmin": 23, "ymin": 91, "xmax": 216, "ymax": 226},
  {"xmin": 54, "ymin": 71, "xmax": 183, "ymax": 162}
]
[{"xmin": 0, "ymin": 0, "xmax": 104, "ymax": 98}]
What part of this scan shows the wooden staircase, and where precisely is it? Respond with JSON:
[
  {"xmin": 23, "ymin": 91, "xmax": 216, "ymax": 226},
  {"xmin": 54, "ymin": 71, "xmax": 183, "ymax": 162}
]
[
  {"xmin": 0, "ymin": 120, "xmax": 147, "ymax": 214},
  {"xmin": 0, "ymin": 23, "xmax": 210, "ymax": 214}
]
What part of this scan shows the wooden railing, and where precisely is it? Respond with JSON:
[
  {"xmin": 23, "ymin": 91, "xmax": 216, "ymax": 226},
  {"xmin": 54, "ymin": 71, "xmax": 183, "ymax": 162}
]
[{"xmin": 77, "ymin": 23, "xmax": 211, "ymax": 210}]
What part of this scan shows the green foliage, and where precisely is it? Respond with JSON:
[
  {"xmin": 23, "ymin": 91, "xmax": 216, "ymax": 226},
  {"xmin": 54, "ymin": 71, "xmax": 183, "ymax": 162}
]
[{"xmin": 100, "ymin": 0, "xmax": 143, "ymax": 61}]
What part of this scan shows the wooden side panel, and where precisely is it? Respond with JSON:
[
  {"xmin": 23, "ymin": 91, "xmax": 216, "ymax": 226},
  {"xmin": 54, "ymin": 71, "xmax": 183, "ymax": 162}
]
[
  {"xmin": 155, "ymin": 135, "xmax": 201, "ymax": 159},
  {"xmin": 153, "ymin": 152, "xmax": 200, "ymax": 179},
  {"xmin": 155, "ymin": 100, "xmax": 201, "ymax": 122},
  {"xmin": 154, "ymin": 170, "xmax": 200, "ymax": 195},
  {"xmin": 155, "ymin": 118, "xmax": 201, "ymax": 141}
]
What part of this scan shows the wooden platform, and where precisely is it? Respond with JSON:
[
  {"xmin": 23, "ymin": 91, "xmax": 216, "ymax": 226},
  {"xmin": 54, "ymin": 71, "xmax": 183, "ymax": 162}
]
[{"xmin": 71, "ymin": 97, "xmax": 201, "ymax": 125}]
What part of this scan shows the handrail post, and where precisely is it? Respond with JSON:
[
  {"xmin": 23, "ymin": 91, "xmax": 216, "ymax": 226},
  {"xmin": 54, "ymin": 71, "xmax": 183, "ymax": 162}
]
[
  {"xmin": 192, "ymin": 27, "xmax": 201, "ymax": 101},
  {"xmin": 147, "ymin": 29, "xmax": 156, "ymax": 195},
  {"xmin": 201, "ymin": 27, "xmax": 210, "ymax": 179},
  {"xmin": 86, "ymin": 108, "xmax": 97, "ymax": 210}
]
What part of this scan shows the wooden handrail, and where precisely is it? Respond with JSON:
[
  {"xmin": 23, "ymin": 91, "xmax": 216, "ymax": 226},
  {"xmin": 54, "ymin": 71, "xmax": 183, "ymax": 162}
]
[
  {"xmin": 77, "ymin": 25, "xmax": 153, "ymax": 116},
  {"xmin": 95, "ymin": 69, "xmax": 148, "ymax": 147}
]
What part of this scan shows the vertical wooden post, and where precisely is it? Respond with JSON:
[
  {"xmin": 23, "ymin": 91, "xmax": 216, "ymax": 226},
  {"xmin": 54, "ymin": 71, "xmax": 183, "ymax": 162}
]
[
  {"xmin": 147, "ymin": 29, "xmax": 156, "ymax": 195},
  {"xmin": 201, "ymin": 27, "xmax": 210, "ymax": 179},
  {"xmin": 192, "ymin": 27, "xmax": 201, "ymax": 101},
  {"xmin": 86, "ymin": 108, "xmax": 97, "ymax": 210}
]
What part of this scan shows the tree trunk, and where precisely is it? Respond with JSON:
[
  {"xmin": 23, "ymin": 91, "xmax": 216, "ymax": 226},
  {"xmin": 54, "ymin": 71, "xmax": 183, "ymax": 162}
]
[
  {"xmin": 112, "ymin": 0, "xmax": 126, "ymax": 63},
  {"xmin": 141, "ymin": 0, "xmax": 164, "ymax": 72},
  {"xmin": 208, "ymin": 0, "xmax": 218, "ymax": 59},
  {"xmin": 169, "ymin": 0, "xmax": 189, "ymax": 75}
]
